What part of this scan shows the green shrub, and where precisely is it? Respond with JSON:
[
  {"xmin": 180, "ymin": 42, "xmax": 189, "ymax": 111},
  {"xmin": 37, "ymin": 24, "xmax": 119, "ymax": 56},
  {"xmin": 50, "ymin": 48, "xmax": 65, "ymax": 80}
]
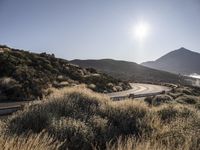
[
  {"xmin": 7, "ymin": 105, "xmax": 51, "ymax": 133},
  {"xmin": 88, "ymin": 115, "xmax": 108, "ymax": 143},
  {"xmin": 157, "ymin": 105, "xmax": 197, "ymax": 123},
  {"xmin": 49, "ymin": 117, "xmax": 93, "ymax": 150},
  {"xmin": 99, "ymin": 101, "xmax": 155, "ymax": 138},
  {"xmin": 168, "ymin": 92, "xmax": 183, "ymax": 99},
  {"xmin": 176, "ymin": 95, "xmax": 199, "ymax": 104},
  {"xmin": 176, "ymin": 87, "xmax": 192, "ymax": 95},
  {"xmin": 144, "ymin": 94, "xmax": 174, "ymax": 106},
  {"xmin": 0, "ymin": 77, "xmax": 24, "ymax": 101}
]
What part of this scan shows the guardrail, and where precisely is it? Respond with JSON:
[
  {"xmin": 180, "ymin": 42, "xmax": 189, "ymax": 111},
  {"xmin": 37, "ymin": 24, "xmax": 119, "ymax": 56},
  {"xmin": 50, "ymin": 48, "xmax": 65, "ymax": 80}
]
[
  {"xmin": 0, "ymin": 105, "xmax": 22, "ymax": 116},
  {"xmin": 111, "ymin": 90, "xmax": 168, "ymax": 101}
]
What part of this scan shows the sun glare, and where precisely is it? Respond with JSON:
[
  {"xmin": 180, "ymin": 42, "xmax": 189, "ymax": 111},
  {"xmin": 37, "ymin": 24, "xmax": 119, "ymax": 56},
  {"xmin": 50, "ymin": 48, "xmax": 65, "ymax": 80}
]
[{"xmin": 133, "ymin": 22, "xmax": 150, "ymax": 40}]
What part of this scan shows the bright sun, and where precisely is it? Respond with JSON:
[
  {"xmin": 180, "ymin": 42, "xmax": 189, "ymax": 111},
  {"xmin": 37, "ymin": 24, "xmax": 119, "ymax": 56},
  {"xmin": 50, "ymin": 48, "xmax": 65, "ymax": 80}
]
[{"xmin": 133, "ymin": 22, "xmax": 150, "ymax": 40}]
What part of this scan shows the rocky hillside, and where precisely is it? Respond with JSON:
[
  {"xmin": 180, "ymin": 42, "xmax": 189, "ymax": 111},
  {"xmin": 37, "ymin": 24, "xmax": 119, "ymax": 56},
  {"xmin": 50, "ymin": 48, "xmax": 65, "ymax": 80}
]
[
  {"xmin": 141, "ymin": 47, "xmax": 200, "ymax": 75},
  {"xmin": 0, "ymin": 45, "xmax": 130, "ymax": 101}
]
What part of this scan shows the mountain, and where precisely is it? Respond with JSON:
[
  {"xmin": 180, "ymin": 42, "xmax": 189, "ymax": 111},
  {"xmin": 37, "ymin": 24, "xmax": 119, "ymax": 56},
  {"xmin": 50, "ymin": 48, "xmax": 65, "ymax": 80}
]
[
  {"xmin": 0, "ymin": 45, "xmax": 130, "ymax": 101},
  {"xmin": 70, "ymin": 59, "xmax": 182, "ymax": 84},
  {"xmin": 141, "ymin": 47, "xmax": 200, "ymax": 75}
]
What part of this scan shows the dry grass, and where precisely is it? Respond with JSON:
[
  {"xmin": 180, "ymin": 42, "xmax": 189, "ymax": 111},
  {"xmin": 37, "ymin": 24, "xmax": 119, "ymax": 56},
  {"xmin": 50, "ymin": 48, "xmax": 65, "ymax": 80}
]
[
  {"xmin": 1, "ymin": 85, "xmax": 200, "ymax": 150},
  {"xmin": 0, "ymin": 130, "xmax": 62, "ymax": 150},
  {"xmin": 106, "ymin": 135, "xmax": 199, "ymax": 150}
]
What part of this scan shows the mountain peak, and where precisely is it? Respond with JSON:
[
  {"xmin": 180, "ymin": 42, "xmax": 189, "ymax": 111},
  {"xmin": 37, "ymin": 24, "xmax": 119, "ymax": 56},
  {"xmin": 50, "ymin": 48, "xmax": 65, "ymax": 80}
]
[
  {"xmin": 176, "ymin": 47, "xmax": 190, "ymax": 52},
  {"xmin": 172, "ymin": 47, "xmax": 199, "ymax": 55},
  {"xmin": 172, "ymin": 47, "xmax": 192, "ymax": 54},
  {"xmin": 141, "ymin": 48, "xmax": 200, "ymax": 75},
  {"xmin": 179, "ymin": 47, "xmax": 187, "ymax": 50}
]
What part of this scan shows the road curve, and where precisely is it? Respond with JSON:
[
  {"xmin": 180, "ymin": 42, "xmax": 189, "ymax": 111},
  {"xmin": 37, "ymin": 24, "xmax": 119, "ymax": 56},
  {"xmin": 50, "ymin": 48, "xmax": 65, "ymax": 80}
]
[
  {"xmin": 0, "ymin": 83, "xmax": 171, "ymax": 116},
  {"xmin": 107, "ymin": 83, "xmax": 171, "ymax": 99}
]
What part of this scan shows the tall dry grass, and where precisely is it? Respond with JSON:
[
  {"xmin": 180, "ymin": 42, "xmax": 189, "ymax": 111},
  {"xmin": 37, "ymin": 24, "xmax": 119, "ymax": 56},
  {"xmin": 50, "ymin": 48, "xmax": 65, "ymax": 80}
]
[
  {"xmin": 0, "ymin": 85, "xmax": 199, "ymax": 150},
  {"xmin": 106, "ymin": 135, "xmax": 199, "ymax": 150},
  {"xmin": 0, "ymin": 130, "xmax": 62, "ymax": 150}
]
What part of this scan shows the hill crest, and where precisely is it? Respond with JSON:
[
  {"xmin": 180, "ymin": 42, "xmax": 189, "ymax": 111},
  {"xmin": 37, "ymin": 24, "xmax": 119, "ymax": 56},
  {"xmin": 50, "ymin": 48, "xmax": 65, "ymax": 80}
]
[{"xmin": 0, "ymin": 45, "xmax": 130, "ymax": 101}]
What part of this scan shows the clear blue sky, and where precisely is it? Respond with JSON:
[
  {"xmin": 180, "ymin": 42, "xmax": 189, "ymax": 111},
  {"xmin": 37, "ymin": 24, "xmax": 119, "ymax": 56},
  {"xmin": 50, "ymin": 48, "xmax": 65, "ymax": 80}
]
[{"xmin": 0, "ymin": 0, "xmax": 200, "ymax": 63}]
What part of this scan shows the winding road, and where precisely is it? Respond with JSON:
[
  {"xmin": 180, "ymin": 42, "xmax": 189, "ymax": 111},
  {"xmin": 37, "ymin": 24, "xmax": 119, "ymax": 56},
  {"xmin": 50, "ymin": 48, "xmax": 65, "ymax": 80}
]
[
  {"xmin": 0, "ymin": 83, "xmax": 171, "ymax": 116},
  {"xmin": 107, "ymin": 83, "xmax": 171, "ymax": 99}
]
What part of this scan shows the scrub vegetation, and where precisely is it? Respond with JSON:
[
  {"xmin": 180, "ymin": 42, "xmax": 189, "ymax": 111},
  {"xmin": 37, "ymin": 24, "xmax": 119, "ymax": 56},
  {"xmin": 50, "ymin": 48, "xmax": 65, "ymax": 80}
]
[
  {"xmin": 0, "ymin": 85, "xmax": 199, "ymax": 150},
  {"xmin": 0, "ymin": 45, "xmax": 130, "ymax": 101}
]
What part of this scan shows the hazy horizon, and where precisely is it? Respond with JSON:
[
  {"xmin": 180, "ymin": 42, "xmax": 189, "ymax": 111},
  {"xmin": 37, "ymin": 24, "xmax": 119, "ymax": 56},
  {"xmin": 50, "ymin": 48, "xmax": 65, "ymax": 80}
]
[{"xmin": 0, "ymin": 0, "xmax": 200, "ymax": 63}]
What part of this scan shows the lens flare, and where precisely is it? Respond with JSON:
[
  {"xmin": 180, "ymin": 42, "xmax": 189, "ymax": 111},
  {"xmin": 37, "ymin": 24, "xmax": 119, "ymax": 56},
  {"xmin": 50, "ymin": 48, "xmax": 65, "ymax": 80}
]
[{"xmin": 133, "ymin": 22, "xmax": 150, "ymax": 40}]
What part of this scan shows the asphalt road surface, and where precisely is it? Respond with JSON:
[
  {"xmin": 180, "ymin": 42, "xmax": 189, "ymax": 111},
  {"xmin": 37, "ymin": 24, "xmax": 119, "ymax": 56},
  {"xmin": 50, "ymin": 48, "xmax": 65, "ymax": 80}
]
[{"xmin": 107, "ymin": 83, "xmax": 171, "ymax": 98}]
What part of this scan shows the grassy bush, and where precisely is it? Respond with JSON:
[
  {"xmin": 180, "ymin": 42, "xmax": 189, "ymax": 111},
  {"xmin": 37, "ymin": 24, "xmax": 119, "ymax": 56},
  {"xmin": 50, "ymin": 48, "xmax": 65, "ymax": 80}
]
[
  {"xmin": 106, "ymin": 133, "xmax": 200, "ymax": 150},
  {"xmin": 0, "ymin": 77, "xmax": 23, "ymax": 101},
  {"xmin": 99, "ymin": 100, "xmax": 155, "ymax": 138},
  {"xmin": 144, "ymin": 94, "xmax": 174, "ymax": 106},
  {"xmin": 48, "ymin": 117, "xmax": 94, "ymax": 149},
  {"xmin": 156, "ymin": 105, "xmax": 198, "ymax": 123},
  {"xmin": 1, "ymin": 86, "xmax": 200, "ymax": 150},
  {"xmin": 176, "ymin": 95, "xmax": 199, "ymax": 105},
  {"xmin": 7, "ymin": 105, "xmax": 51, "ymax": 133},
  {"xmin": 168, "ymin": 92, "xmax": 183, "ymax": 99},
  {"xmin": 0, "ymin": 131, "xmax": 62, "ymax": 150},
  {"xmin": 175, "ymin": 87, "xmax": 192, "ymax": 95}
]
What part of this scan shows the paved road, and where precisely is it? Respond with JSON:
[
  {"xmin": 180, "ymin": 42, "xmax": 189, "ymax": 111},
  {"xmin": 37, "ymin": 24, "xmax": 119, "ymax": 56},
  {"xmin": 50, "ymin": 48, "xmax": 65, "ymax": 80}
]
[
  {"xmin": 107, "ymin": 83, "xmax": 171, "ymax": 99},
  {"xmin": 0, "ymin": 83, "xmax": 171, "ymax": 116}
]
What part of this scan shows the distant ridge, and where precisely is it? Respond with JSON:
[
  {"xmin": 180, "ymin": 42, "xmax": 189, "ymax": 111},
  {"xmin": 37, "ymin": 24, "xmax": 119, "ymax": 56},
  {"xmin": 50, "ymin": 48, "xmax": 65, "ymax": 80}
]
[
  {"xmin": 141, "ymin": 47, "xmax": 200, "ymax": 75},
  {"xmin": 70, "ymin": 59, "xmax": 182, "ymax": 84}
]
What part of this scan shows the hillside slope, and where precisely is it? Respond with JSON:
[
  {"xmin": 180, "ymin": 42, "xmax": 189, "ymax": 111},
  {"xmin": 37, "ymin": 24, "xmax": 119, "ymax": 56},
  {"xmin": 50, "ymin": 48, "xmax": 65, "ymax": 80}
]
[
  {"xmin": 141, "ymin": 47, "xmax": 200, "ymax": 75},
  {"xmin": 70, "ymin": 59, "xmax": 182, "ymax": 83},
  {"xmin": 0, "ymin": 45, "xmax": 130, "ymax": 101}
]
